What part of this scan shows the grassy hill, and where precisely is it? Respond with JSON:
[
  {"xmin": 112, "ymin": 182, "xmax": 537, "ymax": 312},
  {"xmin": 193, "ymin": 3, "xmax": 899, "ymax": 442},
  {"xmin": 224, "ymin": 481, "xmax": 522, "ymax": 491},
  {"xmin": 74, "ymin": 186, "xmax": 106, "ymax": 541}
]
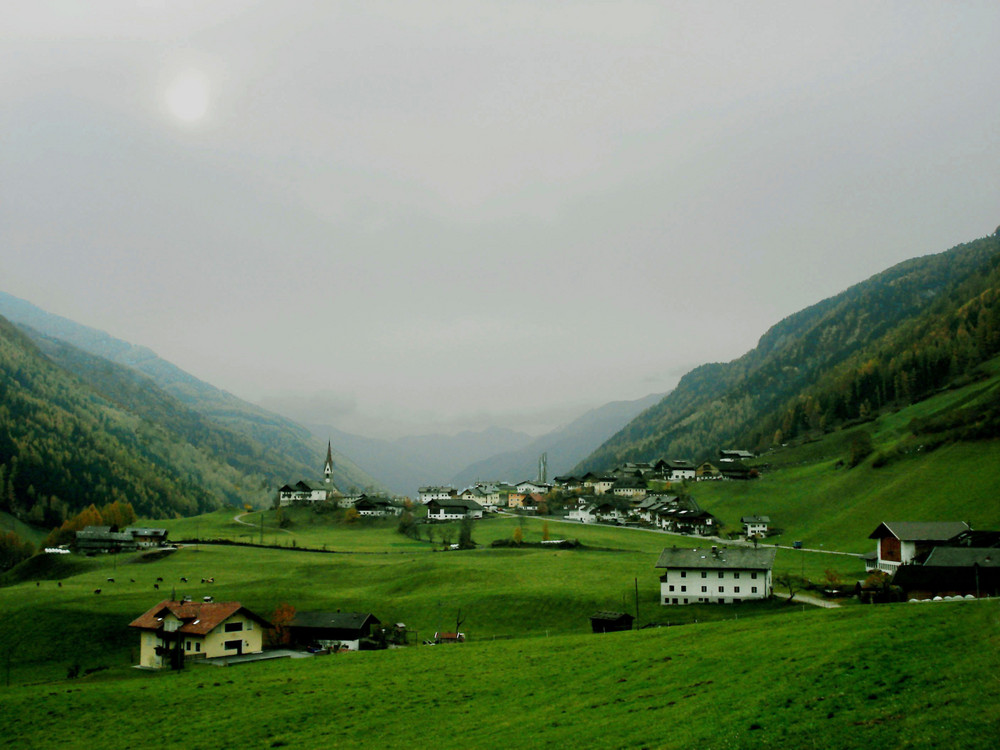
[
  {"xmin": 0, "ymin": 542, "xmax": 994, "ymax": 748},
  {"xmin": 689, "ymin": 355, "xmax": 1000, "ymax": 552}
]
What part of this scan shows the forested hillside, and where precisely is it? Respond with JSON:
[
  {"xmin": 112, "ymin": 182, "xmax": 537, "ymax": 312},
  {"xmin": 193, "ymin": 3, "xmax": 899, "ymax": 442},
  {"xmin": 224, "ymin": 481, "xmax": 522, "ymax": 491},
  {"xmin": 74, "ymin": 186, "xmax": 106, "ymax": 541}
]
[
  {"xmin": 0, "ymin": 315, "xmax": 374, "ymax": 526},
  {"xmin": 0, "ymin": 317, "xmax": 233, "ymax": 522},
  {"xmin": 0, "ymin": 292, "xmax": 380, "ymax": 496},
  {"xmin": 577, "ymin": 231, "xmax": 1000, "ymax": 471}
]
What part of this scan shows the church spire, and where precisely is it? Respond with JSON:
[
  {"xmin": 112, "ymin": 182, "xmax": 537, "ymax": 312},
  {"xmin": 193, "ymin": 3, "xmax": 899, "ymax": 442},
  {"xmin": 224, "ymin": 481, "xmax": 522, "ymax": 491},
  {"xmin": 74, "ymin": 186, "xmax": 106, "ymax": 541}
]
[{"xmin": 324, "ymin": 440, "xmax": 334, "ymax": 484}]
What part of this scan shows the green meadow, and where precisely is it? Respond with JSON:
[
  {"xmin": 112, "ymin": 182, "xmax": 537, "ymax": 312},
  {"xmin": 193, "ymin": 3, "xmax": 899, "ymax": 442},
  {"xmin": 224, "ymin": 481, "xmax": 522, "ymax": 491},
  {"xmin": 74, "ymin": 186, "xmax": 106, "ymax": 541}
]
[
  {"xmin": 693, "ymin": 370, "xmax": 1000, "ymax": 552},
  {"xmin": 1, "ymin": 586, "xmax": 996, "ymax": 749}
]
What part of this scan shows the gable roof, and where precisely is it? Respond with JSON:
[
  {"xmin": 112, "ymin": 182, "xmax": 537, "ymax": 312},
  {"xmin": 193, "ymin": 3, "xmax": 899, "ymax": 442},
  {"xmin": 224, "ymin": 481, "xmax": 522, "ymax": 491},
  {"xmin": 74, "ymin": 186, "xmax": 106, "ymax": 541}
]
[
  {"xmin": 129, "ymin": 600, "xmax": 271, "ymax": 635},
  {"xmin": 922, "ymin": 547, "xmax": 1000, "ymax": 568},
  {"xmin": 741, "ymin": 515, "xmax": 770, "ymax": 524},
  {"xmin": 655, "ymin": 547, "xmax": 776, "ymax": 571},
  {"xmin": 868, "ymin": 522, "xmax": 970, "ymax": 542},
  {"xmin": 428, "ymin": 497, "xmax": 483, "ymax": 511},
  {"xmin": 290, "ymin": 611, "xmax": 381, "ymax": 630}
]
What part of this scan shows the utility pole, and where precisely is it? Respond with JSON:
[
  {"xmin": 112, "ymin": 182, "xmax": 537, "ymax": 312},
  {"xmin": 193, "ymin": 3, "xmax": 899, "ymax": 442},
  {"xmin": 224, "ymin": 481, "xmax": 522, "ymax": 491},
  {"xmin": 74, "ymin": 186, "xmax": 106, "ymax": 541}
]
[{"xmin": 634, "ymin": 577, "xmax": 640, "ymax": 629}]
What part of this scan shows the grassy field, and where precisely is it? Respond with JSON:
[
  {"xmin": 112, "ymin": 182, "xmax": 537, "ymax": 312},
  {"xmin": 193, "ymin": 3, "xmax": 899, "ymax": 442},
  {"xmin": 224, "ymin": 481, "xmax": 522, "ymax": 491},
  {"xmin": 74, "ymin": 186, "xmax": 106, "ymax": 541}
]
[
  {"xmin": 0, "ymin": 518, "xmax": 863, "ymax": 686},
  {"xmin": 692, "ymin": 369, "xmax": 1000, "ymax": 552},
  {"xmin": 1, "ymin": 594, "xmax": 996, "ymax": 749}
]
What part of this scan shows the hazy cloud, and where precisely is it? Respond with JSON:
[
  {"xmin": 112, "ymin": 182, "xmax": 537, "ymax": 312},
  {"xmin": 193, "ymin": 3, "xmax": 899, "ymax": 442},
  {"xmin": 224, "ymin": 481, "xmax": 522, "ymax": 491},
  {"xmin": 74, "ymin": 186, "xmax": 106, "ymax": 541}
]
[{"xmin": 2, "ymin": 1, "xmax": 998, "ymax": 438}]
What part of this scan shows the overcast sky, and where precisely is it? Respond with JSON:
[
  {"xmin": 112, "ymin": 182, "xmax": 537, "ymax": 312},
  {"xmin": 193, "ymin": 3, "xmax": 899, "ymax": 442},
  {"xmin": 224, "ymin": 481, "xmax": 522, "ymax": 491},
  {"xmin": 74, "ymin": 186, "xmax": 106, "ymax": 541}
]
[{"xmin": 2, "ymin": 1, "xmax": 998, "ymax": 438}]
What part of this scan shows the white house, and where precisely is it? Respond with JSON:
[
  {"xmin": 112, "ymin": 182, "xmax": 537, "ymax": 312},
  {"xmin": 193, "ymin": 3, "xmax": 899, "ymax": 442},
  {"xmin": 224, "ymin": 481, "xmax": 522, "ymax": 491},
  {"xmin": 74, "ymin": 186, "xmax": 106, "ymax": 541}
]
[
  {"xmin": 741, "ymin": 515, "xmax": 771, "ymax": 538},
  {"xmin": 418, "ymin": 486, "xmax": 456, "ymax": 504},
  {"xmin": 663, "ymin": 460, "xmax": 696, "ymax": 482},
  {"xmin": 461, "ymin": 486, "xmax": 502, "ymax": 510},
  {"xmin": 656, "ymin": 546, "xmax": 776, "ymax": 605},
  {"xmin": 867, "ymin": 521, "xmax": 970, "ymax": 574},
  {"xmin": 354, "ymin": 496, "xmax": 403, "ymax": 517},
  {"xmin": 426, "ymin": 498, "xmax": 484, "ymax": 521},
  {"xmin": 515, "ymin": 480, "xmax": 551, "ymax": 495}
]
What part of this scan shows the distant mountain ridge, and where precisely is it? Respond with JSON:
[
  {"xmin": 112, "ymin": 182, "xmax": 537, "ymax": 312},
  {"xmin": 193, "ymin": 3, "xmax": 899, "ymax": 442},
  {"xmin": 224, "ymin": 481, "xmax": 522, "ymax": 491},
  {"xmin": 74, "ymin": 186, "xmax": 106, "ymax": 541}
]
[
  {"xmin": 298, "ymin": 423, "xmax": 534, "ymax": 496},
  {"xmin": 450, "ymin": 392, "xmax": 665, "ymax": 487},
  {"xmin": 576, "ymin": 231, "xmax": 1000, "ymax": 472},
  {"xmin": 0, "ymin": 291, "xmax": 380, "ymax": 495}
]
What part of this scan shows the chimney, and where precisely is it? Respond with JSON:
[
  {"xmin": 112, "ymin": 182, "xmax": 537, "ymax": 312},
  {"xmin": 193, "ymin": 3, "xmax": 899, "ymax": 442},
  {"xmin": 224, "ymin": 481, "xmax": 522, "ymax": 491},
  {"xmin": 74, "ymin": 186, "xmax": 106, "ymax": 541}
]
[{"xmin": 711, "ymin": 546, "xmax": 718, "ymax": 557}]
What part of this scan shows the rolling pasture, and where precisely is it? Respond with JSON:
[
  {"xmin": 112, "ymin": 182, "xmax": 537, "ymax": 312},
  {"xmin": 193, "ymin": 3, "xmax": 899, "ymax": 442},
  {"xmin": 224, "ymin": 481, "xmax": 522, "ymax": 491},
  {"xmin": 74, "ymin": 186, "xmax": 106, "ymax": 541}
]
[{"xmin": 1, "ymin": 585, "xmax": 996, "ymax": 748}]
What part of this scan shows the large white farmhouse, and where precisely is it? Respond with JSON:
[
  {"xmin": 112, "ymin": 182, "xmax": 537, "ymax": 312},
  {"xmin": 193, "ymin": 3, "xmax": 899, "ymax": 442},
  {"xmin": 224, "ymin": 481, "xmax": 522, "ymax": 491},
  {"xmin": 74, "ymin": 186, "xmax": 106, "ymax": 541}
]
[{"xmin": 655, "ymin": 546, "xmax": 776, "ymax": 605}]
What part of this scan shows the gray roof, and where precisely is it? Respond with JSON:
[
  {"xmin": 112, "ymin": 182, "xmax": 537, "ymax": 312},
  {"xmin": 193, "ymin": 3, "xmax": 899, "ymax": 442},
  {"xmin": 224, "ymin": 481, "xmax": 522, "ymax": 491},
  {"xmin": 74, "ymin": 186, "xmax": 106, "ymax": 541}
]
[
  {"xmin": 429, "ymin": 497, "xmax": 483, "ymax": 511},
  {"xmin": 291, "ymin": 612, "xmax": 380, "ymax": 630},
  {"xmin": 741, "ymin": 515, "xmax": 770, "ymax": 524},
  {"xmin": 590, "ymin": 611, "xmax": 633, "ymax": 621},
  {"xmin": 655, "ymin": 546, "xmax": 776, "ymax": 571},
  {"xmin": 126, "ymin": 527, "xmax": 168, "ymax": 536},
  {"xmin": 868, "ymin": 522, "xmax": 970, "ymax": 541},
  {"xmin": 922, "ymin": 547, "xmax": 1000, "ymax": 568}
]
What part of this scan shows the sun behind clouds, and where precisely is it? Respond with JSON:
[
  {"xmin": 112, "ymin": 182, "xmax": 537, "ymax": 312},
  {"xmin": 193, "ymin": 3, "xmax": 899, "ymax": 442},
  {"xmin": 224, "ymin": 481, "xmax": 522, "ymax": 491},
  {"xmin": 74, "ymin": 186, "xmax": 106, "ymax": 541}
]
[{"xmin": 165, "ymin": 70, "xmax": 210, "ymax": 123}]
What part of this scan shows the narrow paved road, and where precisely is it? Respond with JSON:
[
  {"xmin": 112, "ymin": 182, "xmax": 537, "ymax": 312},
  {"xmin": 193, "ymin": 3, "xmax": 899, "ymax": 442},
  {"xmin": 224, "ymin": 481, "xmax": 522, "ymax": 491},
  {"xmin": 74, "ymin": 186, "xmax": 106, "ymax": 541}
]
[
  {"xmin": 234, "ymin": 512, "xmax": 292, "ymax": 534},
  {"xmin": 534, "ymin": 513, "xmax": 862, "ymax": 558},
  {"xmin": 773, "ymin": 591, "xmax": 842, "ymax": 608}
]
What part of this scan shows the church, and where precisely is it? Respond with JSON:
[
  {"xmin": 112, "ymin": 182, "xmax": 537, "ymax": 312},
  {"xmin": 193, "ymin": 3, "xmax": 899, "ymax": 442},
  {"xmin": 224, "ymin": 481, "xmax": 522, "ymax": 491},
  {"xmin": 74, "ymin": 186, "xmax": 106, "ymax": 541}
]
[{"xmin": 277, "ymin": 441, "xmax": 342, "ymax": 507}]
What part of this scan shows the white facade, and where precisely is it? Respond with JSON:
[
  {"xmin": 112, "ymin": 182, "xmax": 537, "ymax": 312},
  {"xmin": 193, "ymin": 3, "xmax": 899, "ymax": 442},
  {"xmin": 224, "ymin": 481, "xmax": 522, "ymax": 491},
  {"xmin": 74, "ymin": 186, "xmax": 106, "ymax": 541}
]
[
  {"xmin": 659, "ymin": 567, "xmax": 771, "ymax": 605},
  {"xmin": 418, "ymin": 487, "xmax": 455, "ymax": 504}
]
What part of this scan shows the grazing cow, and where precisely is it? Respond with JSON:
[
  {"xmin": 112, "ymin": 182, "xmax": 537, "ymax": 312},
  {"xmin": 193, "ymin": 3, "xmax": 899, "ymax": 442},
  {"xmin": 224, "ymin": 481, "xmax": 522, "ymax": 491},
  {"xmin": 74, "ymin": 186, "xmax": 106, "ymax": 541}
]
[
  {"xmin": 58, "ymin": 582, "xmax": 62, "ymax": 588},
  {"xmin": 180, "ymin": 577, "xmax": 188, "ymax": 583},
  {"xmin": 156, "ymin": 577, "xmax": 163, "ymax": 582},
  {"xmin": 207, "ymin": 577, "xmax": 214, "ymax": 584},
  {"xmin": 130, "ymin": 578, "xmax": 136, "ymax": 583},
  {"xmin": 153, "ymin": 583, "xmax": 159, "ymax": 590},
  {"xmin": 94, "ymin": 589, "xmax": 102, "ymax": 595},
  {"xmin": 107, "ymin": 578, "xmax": 115, "ymax": 583}
]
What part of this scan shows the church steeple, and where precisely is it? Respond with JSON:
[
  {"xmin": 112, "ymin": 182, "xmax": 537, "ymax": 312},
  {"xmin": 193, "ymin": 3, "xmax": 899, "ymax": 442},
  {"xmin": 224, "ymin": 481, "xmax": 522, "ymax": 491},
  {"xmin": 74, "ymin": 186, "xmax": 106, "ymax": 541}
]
[{"xmin": 324, "ymin": 440, "xmax": 334, "ymax": 484}]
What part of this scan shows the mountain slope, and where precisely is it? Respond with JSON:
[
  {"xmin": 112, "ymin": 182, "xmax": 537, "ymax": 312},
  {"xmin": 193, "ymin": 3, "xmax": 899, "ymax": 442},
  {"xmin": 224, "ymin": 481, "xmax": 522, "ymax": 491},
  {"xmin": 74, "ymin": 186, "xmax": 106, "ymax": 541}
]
[
  {"xmin": 0, "ymin": 315, "xmax": 237, "ymax": 520},
  {"xmin": 576, "ymin": 232, "xmax": 1000, "ymax": 471},
  {"xmin": 0, "ymin": 292, "xmax": 379, "ymax": 494},
  {"xmin": 450, "ymin": 392, "xmax": 665, "ymax": 487}
]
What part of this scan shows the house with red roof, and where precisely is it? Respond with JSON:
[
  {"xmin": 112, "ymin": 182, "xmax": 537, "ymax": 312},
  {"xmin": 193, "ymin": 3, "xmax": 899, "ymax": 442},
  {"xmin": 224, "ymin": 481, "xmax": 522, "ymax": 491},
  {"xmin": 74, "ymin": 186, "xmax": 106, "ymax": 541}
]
[{"xmin": 129, "ymin": 599, "xmax": 271, "ymax": 669}]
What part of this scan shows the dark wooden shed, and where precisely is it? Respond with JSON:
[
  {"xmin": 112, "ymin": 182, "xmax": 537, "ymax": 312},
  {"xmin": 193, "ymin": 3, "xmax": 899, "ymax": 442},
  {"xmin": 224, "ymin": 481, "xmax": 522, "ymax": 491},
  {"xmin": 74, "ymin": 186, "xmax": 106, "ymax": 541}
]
[{"xmin": 589, "ymin": 611, "xmax": 634, "ymax": 633}]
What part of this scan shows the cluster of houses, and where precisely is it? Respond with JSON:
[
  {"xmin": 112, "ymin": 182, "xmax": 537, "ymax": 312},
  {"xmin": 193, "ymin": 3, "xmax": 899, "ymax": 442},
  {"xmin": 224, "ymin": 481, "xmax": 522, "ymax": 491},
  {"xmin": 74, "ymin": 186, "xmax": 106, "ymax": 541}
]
[
  {"xmin": 865, "ymin": 521, "xmax": 999, "ymax": 600},
  {"xmin": 416, "ymin": 452, "xmax": 759, "ymax": 532}
]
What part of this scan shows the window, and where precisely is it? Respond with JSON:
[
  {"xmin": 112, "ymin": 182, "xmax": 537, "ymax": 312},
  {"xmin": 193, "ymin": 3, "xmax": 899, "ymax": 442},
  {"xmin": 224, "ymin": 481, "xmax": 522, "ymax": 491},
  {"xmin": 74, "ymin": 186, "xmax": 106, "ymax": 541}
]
[
  {"xmin": 751, "ymin": 572, "xmax": 758, "ymax": 579},
  {"xmin": 752, "ymin": 587, "xmax": 758, "ymax": 594},
  {"xmin": 223, "ymin": 640, "xmax": 242, "ymax": 651},
  {"xmin": 247, "ymin": 622, "xmax": 253, "ymax": 631},
  {"xmin": 718, "ymin": 572, "xmax": 724, "ymax": 579},
  {"xmin": 195, "ymin": 642, "xmax": 201, "ymax": 652},
  {"xmin": 701, "ymin": 571, "xmax": 707, "ymax": 579},
  {"xmin": 734, "ymin": 572, "xmax": 740, "ymax": 579},
  {"xmin": 681, "ymin": 586, "xmax": 686, "ymax": 592},
  {"xmin": 669, "ymin": 585, "xmax": 675, "ymax": 592},
  {"xmin": 224, "ymin": 622, "xmax": 244, "ymax": 633},
  {"xmin": 701, "ymin": 586, "xmax": 707, "ymax": 593},
  {"xmin": 734, "ymin": 586, "xmax": 740, "ymax": 593},
  {"xmin": 719, "ymin": 586, "xmax": 724, "ymax": 593},
  {"xmin": 680, "ymin": 571, "xmax": 686, "ymax": 578},
  {"xmin": 185, "ymin": 641, "xmax": 191, "ymax": 651}
]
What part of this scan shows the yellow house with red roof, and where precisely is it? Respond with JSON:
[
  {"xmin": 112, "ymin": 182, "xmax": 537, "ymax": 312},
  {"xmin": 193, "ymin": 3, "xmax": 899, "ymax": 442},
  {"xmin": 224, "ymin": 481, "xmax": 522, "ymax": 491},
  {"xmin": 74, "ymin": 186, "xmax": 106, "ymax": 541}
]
[{"xmin": 129, "ymin": 600, "xmax": 271, "ymax": 669}]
